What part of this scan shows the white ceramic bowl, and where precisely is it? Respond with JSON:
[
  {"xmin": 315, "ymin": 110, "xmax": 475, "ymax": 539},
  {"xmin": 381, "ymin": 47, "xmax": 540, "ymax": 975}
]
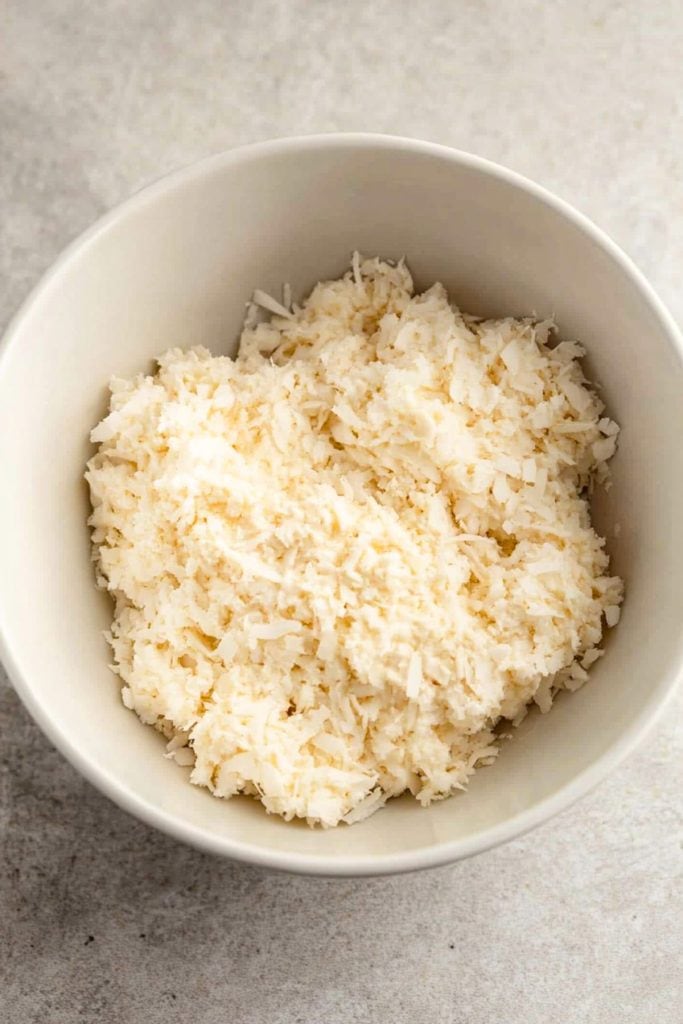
[{"xmin": 1, "ymin": 135, "xmax": 682, "ymax": 876}]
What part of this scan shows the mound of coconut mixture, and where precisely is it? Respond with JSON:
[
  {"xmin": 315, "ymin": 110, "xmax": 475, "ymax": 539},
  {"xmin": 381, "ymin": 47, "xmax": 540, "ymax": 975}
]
[{"xmin": 86, "ymin": 255, "xmax": 623, "ymax": 827}]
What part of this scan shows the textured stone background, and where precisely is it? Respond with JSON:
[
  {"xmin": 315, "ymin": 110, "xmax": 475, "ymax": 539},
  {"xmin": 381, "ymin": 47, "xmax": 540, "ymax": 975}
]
[{"xmin": 1, "ymin": 2, "xmax": 681, "ymax": 1021}]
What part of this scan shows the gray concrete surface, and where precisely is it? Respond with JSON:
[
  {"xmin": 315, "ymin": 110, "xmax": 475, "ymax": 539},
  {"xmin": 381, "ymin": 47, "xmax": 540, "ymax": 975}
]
[{"xmin": 1, "ymin": 2, "xmax": 682, "ymax": 1021}]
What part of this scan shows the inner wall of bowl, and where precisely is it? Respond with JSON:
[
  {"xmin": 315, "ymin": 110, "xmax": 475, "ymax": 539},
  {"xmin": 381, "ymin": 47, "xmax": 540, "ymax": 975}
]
[{"xmin": 1, "ymin": 139, "xmax": 681, "ymax": 864}]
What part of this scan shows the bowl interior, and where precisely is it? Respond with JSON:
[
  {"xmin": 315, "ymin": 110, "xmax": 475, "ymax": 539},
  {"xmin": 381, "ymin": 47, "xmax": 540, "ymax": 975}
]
[{"xmin": 1, "ymin": 137, "xmax": 681, "ymax": 873}]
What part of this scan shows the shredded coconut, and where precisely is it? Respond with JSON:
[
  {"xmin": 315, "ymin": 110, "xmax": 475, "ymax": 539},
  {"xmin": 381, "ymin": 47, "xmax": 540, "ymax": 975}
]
[{"xmin": 86, "ymin": 255, "xmax": 623, "ymax": 827}]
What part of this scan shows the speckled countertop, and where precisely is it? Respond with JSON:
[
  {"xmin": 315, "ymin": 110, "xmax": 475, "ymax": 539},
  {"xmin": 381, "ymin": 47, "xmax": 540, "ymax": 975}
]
[{"xmin": 1, "ymin": 2, "xmax": 682, "ymax": 1022}]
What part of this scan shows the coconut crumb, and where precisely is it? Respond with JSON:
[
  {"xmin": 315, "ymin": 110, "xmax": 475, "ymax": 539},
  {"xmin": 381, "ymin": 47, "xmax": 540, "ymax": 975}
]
[{"xmin": 86, "ymin": 254, "xmax": 623, "ymax": 828}]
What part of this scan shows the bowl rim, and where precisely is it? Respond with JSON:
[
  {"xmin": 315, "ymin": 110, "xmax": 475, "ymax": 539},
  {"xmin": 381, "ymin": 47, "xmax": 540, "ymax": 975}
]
[{"xmin": 1, "ymin": 132, "xmax": 682, "ymax": 877}]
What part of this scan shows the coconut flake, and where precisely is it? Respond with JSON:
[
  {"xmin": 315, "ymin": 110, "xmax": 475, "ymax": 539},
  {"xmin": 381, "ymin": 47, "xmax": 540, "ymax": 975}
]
[
  {"xmin": 252, "ymin": 289, "xmax": 294, "ymax": 320},
  {"xmin": 406, "ymin": 652, "xmax": 423, "ymax": 699},
  {"xmin": 250, "ymin": 620, "xmax": 302, "ymax": 641}
]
